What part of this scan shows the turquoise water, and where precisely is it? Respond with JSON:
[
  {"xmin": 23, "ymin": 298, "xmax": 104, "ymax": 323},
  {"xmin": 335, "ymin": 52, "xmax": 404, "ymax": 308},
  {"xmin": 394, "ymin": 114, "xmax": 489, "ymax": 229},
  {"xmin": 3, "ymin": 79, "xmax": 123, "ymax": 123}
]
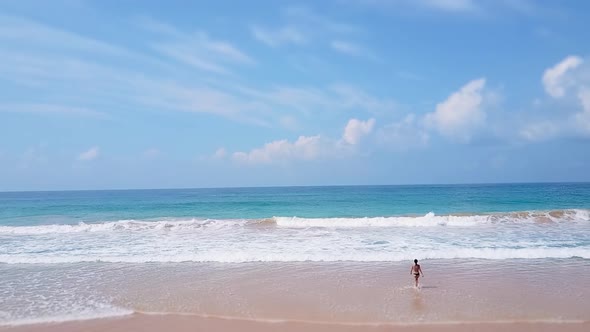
[
  {"xmin": 1, "ymin": 183, "xmax": 590, "ymax": 325},
  {"xmin": 1, "ymin": 183, "xmax": 589, "ymax": 225}
]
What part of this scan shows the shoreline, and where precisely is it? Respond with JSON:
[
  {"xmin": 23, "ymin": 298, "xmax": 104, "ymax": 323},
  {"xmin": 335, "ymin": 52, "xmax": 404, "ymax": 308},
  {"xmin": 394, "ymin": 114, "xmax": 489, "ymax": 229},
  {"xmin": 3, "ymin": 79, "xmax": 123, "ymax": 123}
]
[
  {"xmin": 1, "ymin": 313, "xmax": 589, "ymax": 332},
  {"xmin": 2, "ymin": 260, "xmax": 589, "ymax": 327},
  {"xmin": 3, "ymin": 181, "xmax": 589, "ymax": 194}
]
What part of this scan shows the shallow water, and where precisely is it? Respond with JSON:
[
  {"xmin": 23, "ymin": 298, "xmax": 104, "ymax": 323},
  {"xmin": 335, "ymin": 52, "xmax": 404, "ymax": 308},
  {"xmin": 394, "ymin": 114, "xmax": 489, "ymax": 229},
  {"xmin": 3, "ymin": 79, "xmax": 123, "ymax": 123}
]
[{"xmin": 1, "ymin": 260, "xmax": 589, "ymax": 326}]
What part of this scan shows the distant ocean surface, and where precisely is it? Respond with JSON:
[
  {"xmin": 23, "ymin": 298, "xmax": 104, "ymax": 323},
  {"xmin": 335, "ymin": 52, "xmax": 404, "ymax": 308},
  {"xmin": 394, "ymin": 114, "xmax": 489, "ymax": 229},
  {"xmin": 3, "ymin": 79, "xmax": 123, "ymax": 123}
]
[
  {"xmin": 1, "ymin": 183, "xmax": 590, "ymax": 326},
  {"xmin": 1, "ymin": 183, "xmax": 590, "ymax": 263}
]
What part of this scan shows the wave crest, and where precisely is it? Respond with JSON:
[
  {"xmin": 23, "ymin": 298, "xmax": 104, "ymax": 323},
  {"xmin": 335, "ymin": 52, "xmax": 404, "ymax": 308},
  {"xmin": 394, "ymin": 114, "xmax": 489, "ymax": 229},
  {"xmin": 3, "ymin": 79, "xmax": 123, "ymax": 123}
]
[
  {"xmin": 0, "ymin": 210, "xmax": 588, "ymax": 234},
  {"xmin": 273, "ymin": 209, "xmax": 590, "ymax": 228},
  {"xmin": 0, "ymin": 218, "xmax": 248, "ymax": 235}
]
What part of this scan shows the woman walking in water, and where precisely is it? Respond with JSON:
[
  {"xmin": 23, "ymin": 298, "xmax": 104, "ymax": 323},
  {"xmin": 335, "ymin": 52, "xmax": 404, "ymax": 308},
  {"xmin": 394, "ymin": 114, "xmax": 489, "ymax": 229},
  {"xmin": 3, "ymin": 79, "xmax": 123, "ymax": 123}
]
[{"xmin": 410, "ymin": 259, "xmax": 423, "ymax": 288}]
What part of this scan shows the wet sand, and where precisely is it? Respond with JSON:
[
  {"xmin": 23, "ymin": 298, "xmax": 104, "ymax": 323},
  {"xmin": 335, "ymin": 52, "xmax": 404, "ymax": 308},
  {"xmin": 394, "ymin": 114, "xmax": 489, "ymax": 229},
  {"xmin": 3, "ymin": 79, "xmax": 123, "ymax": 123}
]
[
  {"xmin": 2, "ymin": 259, "xmax": 589, "ymax": 330},
  {"xmin": 1, "ymin": 314, "xmax": 588, "ymax": 332}
]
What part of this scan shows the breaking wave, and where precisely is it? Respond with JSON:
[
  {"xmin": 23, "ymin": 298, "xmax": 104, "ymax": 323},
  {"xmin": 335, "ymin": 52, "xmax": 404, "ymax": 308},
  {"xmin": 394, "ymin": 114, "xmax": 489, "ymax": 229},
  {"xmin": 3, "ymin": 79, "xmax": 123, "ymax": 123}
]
[
  {"xmin": 0, "ymin": 209, "xmax": 588, "ymax": 234},
  {"xmin": 1, "ymin": 209, "xmax": 588, "ymax": 265}
]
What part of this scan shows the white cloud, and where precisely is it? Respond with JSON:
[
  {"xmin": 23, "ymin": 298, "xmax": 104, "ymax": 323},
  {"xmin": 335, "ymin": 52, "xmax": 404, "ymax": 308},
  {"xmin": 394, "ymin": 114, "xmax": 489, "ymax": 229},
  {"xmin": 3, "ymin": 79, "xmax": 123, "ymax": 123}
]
[
  {"xmin": 236, "ymin": 83, "xmax": 396, "ymax": 116},
  {"xmin": 349, "ymin": 0, "xmax": 477, "ymax": 13},
  {"xmin": 574, "ymin": 87, "xmax": 590, "ymax": 135},
  {"xmin": 0, "ymin": 15, "xmax": 132, "ymax": 57},
  {"xmin": 78, "ymin": 146, "xmax": 99, "ymax": 161},
  {"xmin": 151, "ymin": 30, "xmax": 255, "ymax": 74},
  {"xmin": 330, "ymin": 40, "xmax": 376, "ymax": 60},
  {"xmin": 250, "ymin": 25, "xmax": 306, "ymax": 47},
  {"xmin": 424, "ymin": 78, "xmax": 487, "ymax": 142},
  {"xmin": 213, "ymin": 148, "xmax": 227, "ymax": 159},
  {"xmin": 0, "ymin": 15, "xmax": 166, "ymax": 73},
  {"xmin": 204, "ymin": 37, "xmax": 254, "ymax": 64},
  {"xmin": 419, "ymin": 0, "xmax": 477, "ymax": 12},
  {"xmin": 578, "ymin": 86, "xmax": 590, "ymax": 112},
  {"xmin": 328, "ymin": 84, "xmax": 395, "ymax": 114},
  {"xmin": 0, "ymin": 103, "xmax": 106, "ymax": 118},
  {"xmin": 342, "ymin": 118, "xmax": 376, "ymax": 145},
  {"xmin": 237, "ymin": 85, "xmax": 331, "ymax": 112},
  {"xmin": 133, "ymin": 80, "xmax": 272, "ymax": 126},
  {"xmin": 377, "ymin": 114, "xmax": 429, "ymax": 150},
  {"xmin": 0, "ymin": 49, "xmax": 122, "ymax": 86},
  {"xmin": 141, "ymin": 18, "xmax": 254, "ymax": 74},
  {"xmin": 0, "ymin": 39, "xmax": 393, "ymax": 128},
  {"xmin": 231, "ymin": 117, "xmax": 376, "ymax": 165},
  {"xmin": 279, "ymin": 115, "xmax": 300, "ymax": 131},
  {"xmin": 351, "ymin": 0, "xmax": 541, "ymax": 14},
  {"xmin": 232, "ymin": 135, "xmax": 324, "ymax": 165},
  {"xmin": 284, "ymin": 6, "xmax": 362, "ymax": 34},
  {"xmin": 250, "ymin": 7, "xmax": 361, "ymax": 50},
  {"xmin": 134, "ymin": 16, "xmax": 180, "ymax": 36},
  {"xmin": 519, "ymin": 120, "xmax": 560, "ymax": 142},
  {"xmin": 574, "ymin": 112, "xmax": 590, "ymax": 136},
  {"xmin": 330, "ymin": 40, "xmax": 362, "ymax": 55},
  {"xmin": 538, "ymin": 56, "xmax": 590, "ymax": 137},
  {"xmin": 0, "ymin": 50, "xmax": 271, "ymax": 125},
  {"xmin": 542, "ymin": 56, "xmax": 583, "ymax": 98},
  {"xmin": 152, "ymin": 45, "xmax": 229, "ymax": 74},
  {"xmin": 0, "ymin": 14, "xmax": 396, "ymax": 140}
]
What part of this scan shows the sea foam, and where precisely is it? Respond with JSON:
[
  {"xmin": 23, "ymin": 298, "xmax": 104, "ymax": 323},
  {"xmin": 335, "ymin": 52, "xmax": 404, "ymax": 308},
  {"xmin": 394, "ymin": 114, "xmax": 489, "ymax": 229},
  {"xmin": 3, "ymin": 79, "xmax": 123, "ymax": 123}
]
[
  {"xmin": 0, "ymin": 218, "xmax": 247, "ymax": 234},
  {"xmin": 0, "ymin": 209, "xmax": 587, "ymax": 234},
  {"xmin": 0, "ymin": 302, "xmax": 132, "ymax": 326},
  {"xmin": 0, "ymin": 247, "xmax": 588, "ymax": 264},
  {"xmin": 1, "ymin": 209, "xmax": 588, "ymax": 264}
]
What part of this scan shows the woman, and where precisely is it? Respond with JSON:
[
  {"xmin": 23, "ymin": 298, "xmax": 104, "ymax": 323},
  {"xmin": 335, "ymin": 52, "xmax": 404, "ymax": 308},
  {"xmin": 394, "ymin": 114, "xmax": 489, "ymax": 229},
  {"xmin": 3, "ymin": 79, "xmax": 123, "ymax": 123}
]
[{"xmin": 410, "ymin": 259, "xmax": 424, "ymax": 287}]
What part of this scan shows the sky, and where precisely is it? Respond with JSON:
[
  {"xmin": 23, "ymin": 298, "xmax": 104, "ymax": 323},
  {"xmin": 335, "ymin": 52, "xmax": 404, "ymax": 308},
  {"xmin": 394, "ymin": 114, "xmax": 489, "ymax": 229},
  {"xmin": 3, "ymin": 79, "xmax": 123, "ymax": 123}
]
[{"xmin": 1, "ymin": 0, "xmax": 590, "ymax": 191}]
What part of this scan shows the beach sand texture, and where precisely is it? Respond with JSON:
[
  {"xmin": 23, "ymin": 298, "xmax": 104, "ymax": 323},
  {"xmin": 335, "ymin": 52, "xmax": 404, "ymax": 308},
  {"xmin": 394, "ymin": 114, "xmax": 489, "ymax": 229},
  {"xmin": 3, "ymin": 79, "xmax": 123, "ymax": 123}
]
[
  {"xmin": 2, "ymin": 314, "xmax": 589, "ymax": 332},
  {"xmin": 1, "ymin": 260, "xmax": 589, "ymax": 331}
]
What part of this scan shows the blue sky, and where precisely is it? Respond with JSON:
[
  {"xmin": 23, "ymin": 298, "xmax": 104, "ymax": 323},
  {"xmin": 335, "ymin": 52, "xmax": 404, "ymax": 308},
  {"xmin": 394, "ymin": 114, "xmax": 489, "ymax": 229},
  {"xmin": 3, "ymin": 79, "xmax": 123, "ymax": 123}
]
[{"xmin": 1, "ymin": 0, "xmax": 590, "ymax": 191}]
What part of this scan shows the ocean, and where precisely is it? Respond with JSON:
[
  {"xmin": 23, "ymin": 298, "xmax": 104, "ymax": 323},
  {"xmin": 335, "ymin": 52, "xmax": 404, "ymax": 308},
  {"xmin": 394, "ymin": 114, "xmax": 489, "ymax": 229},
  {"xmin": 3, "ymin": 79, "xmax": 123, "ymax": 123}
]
[{"xmin": 1, "ymin": 183, "xmax": 589, "ymax": 326}]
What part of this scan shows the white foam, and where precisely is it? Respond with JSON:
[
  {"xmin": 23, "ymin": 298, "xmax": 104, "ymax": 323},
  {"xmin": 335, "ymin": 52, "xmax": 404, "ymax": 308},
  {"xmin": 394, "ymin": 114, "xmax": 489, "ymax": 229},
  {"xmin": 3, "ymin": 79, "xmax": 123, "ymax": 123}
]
[
  {"xmin": 0, "ymin": 218, "xmax": 247, "ymax": 234},
  {"xmin": 273, "ymin": 213, "xmax": 487, "ymax": 228},
  {"xmin": 273, "ymin": 209, "xmax": 590, "ymax": 228},
  {"xmin": 574, "ymin": 209, "xmax": 590, "ymax": 221},
  {"xmin": 1, "ymin": 247, "xmax": 588, "ymax": 264},
  {"xmin": 1, "ymin": 209, "xmax": 588, "ymax": 265},
  {"xmin": 0, "ymin": 210, "xmax": 587, "ymax": 235},
  {"xmin": 0, "ymin": 303, "xmax": 133, "ymax": 327}
]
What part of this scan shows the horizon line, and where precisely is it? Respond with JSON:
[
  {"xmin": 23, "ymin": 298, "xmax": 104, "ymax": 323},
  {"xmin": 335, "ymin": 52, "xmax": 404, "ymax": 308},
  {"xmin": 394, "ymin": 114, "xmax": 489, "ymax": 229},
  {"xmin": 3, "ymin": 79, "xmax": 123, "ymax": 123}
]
[{"xmin": 1, "ymin": 180, "xmax": 588, "ymax": 194}]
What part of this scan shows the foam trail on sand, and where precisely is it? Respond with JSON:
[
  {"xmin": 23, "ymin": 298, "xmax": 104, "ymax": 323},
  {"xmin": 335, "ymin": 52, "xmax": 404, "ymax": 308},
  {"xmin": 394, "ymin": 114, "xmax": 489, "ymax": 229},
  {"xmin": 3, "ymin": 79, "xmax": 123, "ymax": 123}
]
[
  {"xmin": 0, "ymin": 303, "xmax": 132, "ymax": 327},
  {"xmin": 0, "ymin": 247, "xmax": 588, "ymax": 264}
]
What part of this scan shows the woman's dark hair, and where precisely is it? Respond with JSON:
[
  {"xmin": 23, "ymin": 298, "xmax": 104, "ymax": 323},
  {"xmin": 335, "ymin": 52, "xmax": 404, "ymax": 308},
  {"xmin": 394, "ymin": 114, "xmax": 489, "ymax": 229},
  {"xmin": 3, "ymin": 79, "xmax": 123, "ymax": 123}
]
[{"xmin": 414, "ymin": 259, "xmax": 418, "ymax": 264}]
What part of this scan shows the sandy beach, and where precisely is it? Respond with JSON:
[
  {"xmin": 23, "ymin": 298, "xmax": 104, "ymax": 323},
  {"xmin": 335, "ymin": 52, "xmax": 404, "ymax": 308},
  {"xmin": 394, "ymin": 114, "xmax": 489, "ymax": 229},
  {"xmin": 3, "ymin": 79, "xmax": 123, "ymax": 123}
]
[
  {"xmin": 2, "ymin": 186, "xmax": 589, "ymax": 332},
  {"xmin": 2, "ymin": 314, "xmax": 589, "ymax": 332},
  {"xmin": 2, "ymin": 259, "xmax": 589, "ymax": 331}
]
